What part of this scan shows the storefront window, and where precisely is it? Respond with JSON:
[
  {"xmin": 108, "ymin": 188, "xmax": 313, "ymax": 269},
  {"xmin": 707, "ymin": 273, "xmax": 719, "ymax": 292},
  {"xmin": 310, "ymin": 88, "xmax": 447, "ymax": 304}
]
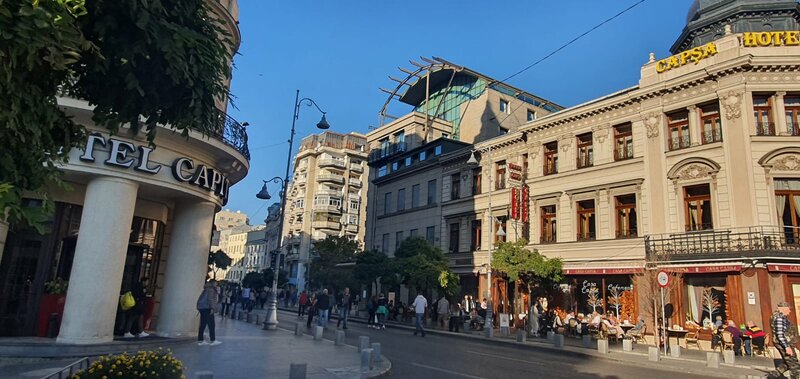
[
  {"xmin": 775, "ymin": 178, "xmax": 800, "ymax": 244},
  {"xmin": 684, "ymin": 276, "xmax": 727, "ymax": 326}
]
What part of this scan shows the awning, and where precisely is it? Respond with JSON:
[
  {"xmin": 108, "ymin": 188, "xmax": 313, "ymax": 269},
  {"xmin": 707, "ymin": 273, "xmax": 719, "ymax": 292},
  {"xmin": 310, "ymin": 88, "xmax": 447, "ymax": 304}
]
[
  {"xmin": 661, "ymin": 264, "xmax": 742, "ymax": 274},
  {"xmin": 767, "ymin": 264, "xmax": 800, "ymax": 273},
  {"xmin": 563, "ymin": 267, "xmax": 642, "ymax": 275}
]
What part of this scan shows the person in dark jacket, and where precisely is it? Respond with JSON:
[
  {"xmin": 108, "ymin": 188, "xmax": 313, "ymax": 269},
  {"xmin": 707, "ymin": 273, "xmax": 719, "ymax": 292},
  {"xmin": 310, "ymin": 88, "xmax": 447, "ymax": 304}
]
[
  {"xmin": 197, "ymin": 280, "xmax": 221, "ymax": 346},
  {"xmin": 316, "ymin": 289, "xmax": 331, "ymax": 328},
  {"xmin": 306, "ymin": 293, "xmax": 317, "ymax": 328},
  {"xmin": 123, "ymin": 278, "xmax": 149, "ymax": 338}
]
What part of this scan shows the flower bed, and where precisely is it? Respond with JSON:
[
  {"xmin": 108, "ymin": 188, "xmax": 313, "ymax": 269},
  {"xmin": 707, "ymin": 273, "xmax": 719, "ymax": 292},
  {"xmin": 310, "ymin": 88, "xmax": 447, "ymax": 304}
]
[{"xmin": 71, "ymin": 348, "xmax": 184, "ymax": 379}]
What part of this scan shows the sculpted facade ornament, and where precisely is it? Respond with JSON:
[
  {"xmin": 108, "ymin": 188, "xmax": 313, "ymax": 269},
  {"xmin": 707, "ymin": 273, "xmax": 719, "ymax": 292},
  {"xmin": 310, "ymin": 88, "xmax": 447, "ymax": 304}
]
[
  {"xmin": 676, "ymin": 164, "xmax": 715, "ymax": 180},
  {"xmin": 592, "ymin": 125, "xmax": 609, "ymax": 144},
  {"xmin": 641, "ymin": 112, "xmax": 661, "ymax": 139},
  {"xmin": 558, "ymin": 134, "xmax": 573, "ymax": 152},
  {"xmin": 721, "ymin": 91, "xmax": 743, "ymax": 120},
  {"xmin": 772, "ymin": 154, "xmax": 800, "ymax": 171}
]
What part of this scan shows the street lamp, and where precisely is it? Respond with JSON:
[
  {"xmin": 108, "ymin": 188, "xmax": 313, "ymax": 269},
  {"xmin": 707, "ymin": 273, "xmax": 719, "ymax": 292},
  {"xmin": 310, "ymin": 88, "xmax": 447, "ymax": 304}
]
[
  {"xmin": 256, "ymin": 90, "xmax": 330, "ymax": 330},
  {"xmin": 467, "ymin": 147, "xmax": 502, "ymax": 338}
]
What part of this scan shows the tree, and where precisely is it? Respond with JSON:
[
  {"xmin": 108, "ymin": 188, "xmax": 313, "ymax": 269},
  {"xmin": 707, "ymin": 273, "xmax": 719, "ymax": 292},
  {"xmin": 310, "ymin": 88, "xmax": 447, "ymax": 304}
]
[
  {"xmin": 1, "ymin": 0, "xmax": 233, "ymax": 229},
  {"xmin": 353, "ymin": 249, "xmax": 398, "ymax": 294},
  {"xmin": 491, "ymin": 239, "xmax": 563, "ymax": 296},
  {"xmin": 308, "ymin": 236, "xmax": 359, "ymax": 291},
  {"xmin": 394, "ymin": 237, "xmax": 456, "ymax": 295},
  {"xmin": 702, "ymin": 288, "xmax": 720, "ymax": 321},
  {"xmin": 608, "ymin": 287, "xmax": 623, "ymax": 318},
  {"xmin": 241, "ymin": 271, "xmax": 265, "ymax": 290},
  {"xmin": 262, "ymin": 269, "xmax": 289, "ymax": 289},
  {"xmin": 208, "ymin": 250, "xmax": 232, "ymax": 280}
]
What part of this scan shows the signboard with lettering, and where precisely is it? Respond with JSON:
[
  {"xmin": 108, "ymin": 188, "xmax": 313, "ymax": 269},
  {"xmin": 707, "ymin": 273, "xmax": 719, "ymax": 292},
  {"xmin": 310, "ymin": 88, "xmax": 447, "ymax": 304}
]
[
  {"xmin": 662, "ymin": 265, "xmax": 742, "ymax": 274},
  {"xmin": 511, "ymin": 188, "xmax": 519, "ymax": 220},
  {"xmin": 508, "ymin": 163, "xmax": 523, "ymax": 185},
  {"xmin": 655, "ymin": 42, "xmax": 718, "ymax": 73},
  {"xmin": 743, "ymin": 31, "xmax": 800, "ymax": 47},
  {"xmin": 521, "ymin": 186, "xmax": 529, "ymax": 223},
  {"xmin": 767, "ymin": 264, "xmax": 800, "ymax": 273}
]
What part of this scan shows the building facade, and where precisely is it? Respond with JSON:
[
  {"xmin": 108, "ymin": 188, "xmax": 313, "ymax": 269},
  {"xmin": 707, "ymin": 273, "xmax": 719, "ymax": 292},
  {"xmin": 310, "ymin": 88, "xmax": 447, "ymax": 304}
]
[
  {"xmin": 281, "ymin": 131, "xmax": 368, "ymax": 292},
  {"xmin": 213, "ymin": 209, "xmax": 249, "ymax": 230},
  {"xmin": 0, "ymin": 0, "xmax": 247, "ymax": 343}
]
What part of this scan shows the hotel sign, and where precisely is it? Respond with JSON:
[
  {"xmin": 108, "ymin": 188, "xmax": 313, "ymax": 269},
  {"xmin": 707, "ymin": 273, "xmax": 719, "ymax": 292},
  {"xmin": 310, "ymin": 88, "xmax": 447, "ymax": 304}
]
[
  {"xmin": 80, "ymin": 134, "xmax": 231, "ymax": 204},
  {"xmin": 743, "ymin": 31, "xmax": 800, "ymax": 47},
  {"xmin": 655, "ymin": 42, "xmax": 718, "ymax": 73}
]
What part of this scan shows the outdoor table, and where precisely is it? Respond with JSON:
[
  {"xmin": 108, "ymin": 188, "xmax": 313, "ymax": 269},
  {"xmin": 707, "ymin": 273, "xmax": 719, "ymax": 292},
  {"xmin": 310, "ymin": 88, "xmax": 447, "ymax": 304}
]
[
  {"xmin": 666, "ymin": 328, "xmax": 689, "ymax": 348},
  {"xmin": 620, "ymin": 324, "xmax": 635, "ymax": 334}
]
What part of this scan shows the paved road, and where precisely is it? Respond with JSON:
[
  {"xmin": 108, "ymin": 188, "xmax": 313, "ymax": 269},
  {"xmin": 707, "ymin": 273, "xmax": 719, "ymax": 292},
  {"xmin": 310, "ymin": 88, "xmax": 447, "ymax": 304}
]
[{"xmin": 275, "ymin": 311, "xmax": 716, "ymax": 379}]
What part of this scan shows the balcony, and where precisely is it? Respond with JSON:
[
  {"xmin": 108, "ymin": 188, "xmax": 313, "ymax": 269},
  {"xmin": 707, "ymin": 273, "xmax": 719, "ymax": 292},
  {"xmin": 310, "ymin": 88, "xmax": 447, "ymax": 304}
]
[
  {"xmin": 614, "ymin": 146, "xmax": 634, "ymax": 161},
  {"xmin": 213, "ymin": 110, "xmax": 250, "ymax": 160},
  {"xmin": 319, "ymin": 158, "xmax": 346, "ymax": 168},
  {"xmin": 313, "ymin": 203, "xmax": 342, "ymax": 214},
  {"xmin": 755, "ymin": 122, "xmax": 776, "ymax": 136},
  {"xmin": 645, "ymin": 226, "xmax": 800, "ymax": 262},
  {"xmin": 668, "ymin": 136, "xmax": 691, "ymax": 151},
  {"xmin": 349, "ymin": 178, "xmax": 362, "ymax": 188},
  {"xmin": 317, "ymin": 173, "xmax": 345, "ymax": 184},
  {"xmin": 346, "ymin": 224, "xmax": 358, "ymax": 233},
  {"xmin": 312, "ymin": 220, "xmax": 341, "ymax": 230},
  {"xmin": 350, "ymin": 163, "xmax": 364, "ymax": 173},
  {"xmin": 616, "ymin": 229, "xmax": 638, "ymax": 239},
  {"xmin": 576, "ymin": 232, "xmax": 596, "ymax": 242},
  {"xmin": 701, "ymin": 127, "xmax": 723, "ymax": 144}
]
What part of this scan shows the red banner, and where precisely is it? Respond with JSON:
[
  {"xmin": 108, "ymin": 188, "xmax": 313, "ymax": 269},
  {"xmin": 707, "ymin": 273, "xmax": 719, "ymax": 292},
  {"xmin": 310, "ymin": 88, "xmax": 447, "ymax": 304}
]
[
  {"xmin": 564, "ymin": 267, "xmax": 642, "ymax": 275},
  {"xmin": 767, "ymin": 264, "xmax": 800, "ymax": 273},
  {"xmin": 510, "ymin": 188, "xmax": 519, "ymax": 220},
  {"xmin": 663, "ymin": 265, "xmax": 742, "ymax": 274},
  {"xmin": 521, "ymin": 186, "xmax": 530, "ymax": 223}
]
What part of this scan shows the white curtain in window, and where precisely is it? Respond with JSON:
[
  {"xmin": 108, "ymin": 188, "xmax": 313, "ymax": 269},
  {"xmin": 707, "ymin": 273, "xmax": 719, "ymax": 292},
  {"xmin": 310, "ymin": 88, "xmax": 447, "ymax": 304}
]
[
  {"xmin": 776, "ymin": 195, "xmax": 787, "ymax": 226},
  {"xmin": 688, "ymin": 202, "xmax": 699, "ymax": 228}
]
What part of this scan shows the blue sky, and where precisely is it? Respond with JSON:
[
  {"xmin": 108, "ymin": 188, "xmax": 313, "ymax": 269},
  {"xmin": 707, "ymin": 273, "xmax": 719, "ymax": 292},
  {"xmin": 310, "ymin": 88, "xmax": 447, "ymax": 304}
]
[{"xmin": 225, "ymin": 0, "xmax": 693, "ymax": 223}]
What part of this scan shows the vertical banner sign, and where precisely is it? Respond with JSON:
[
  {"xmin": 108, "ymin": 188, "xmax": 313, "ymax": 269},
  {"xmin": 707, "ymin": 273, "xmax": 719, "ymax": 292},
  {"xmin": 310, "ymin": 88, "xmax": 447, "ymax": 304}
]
[
  {"xmin": 521, "ymin": 185, "xmax": 530, "ymax": 223},
  {"xmin": 511, "ymin": 188, "xmax": 519, "ymax": 220}
]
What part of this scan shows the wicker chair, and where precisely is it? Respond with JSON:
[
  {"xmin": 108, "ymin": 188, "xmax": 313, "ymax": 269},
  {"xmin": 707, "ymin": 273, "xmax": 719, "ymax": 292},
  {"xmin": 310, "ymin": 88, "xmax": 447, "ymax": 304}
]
[
  {"xmin": 754, "ymin": 334, "xmax": 773, "ymax": 359},
  {"xmin": 721, "ymin": 331, "xmax": 735, "ymax": 352},
  {"xmin": 685, "ymin": 331, "xmax": 702, "ymax": 351},
  {"xmin": 628, "ymin": 324, "xmax": 647, "ymax": 344}
]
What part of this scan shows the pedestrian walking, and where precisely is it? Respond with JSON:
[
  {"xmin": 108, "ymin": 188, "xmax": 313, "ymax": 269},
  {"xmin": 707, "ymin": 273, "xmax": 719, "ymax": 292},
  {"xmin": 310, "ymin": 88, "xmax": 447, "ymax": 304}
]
[
  {"xmin": 367, "ymin": 295, "xmax": 377, "ymax": 328},
  {"xmin": 306, "ymin": 293, "xmax": 317, "ymax": 328},
  {"xmin": 437, "ymin": 295, "xmax": 449, "ymax": 329},
  {"xmin": 298, "ymin": 290, "xmax": 308, "ymax": 318},
  {"xmin": 770, "ymin": 301, "xmax": 799, "ymax": 379},
  {"xmin": 220, "ymin": 286, "xmax": 232, "ymax": 318},
  {"xmin": 449, "ymin": 302, "xmax": 463, "ymax": 332},
  {"xmin": 412, "ymin": 291, "xmax": 428, "ymax": 337},
  {"xmin": 197, "ymin": 280, "xmax": 221, "ymax": 346},
  {"xmin": 337, "ymin": 288, "xmax": 351, "ymax": 329},
  {"xmin": 317, "ymin": 289, "xmax": 331, "ymax": 328},
  {"xmin": 376, "ymin": 294, "xmax": 388, "ymax": 330},
  {"xmin": 122, "ymin": 277, "xmax": 149, "ymax": 338}
]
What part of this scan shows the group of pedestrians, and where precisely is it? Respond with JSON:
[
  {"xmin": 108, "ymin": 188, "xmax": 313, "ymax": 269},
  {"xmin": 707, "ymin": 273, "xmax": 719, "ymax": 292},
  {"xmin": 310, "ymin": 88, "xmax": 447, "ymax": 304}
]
[{"xmin": 301, "ymin": 287, "xmax": 356, "ymax": 330}]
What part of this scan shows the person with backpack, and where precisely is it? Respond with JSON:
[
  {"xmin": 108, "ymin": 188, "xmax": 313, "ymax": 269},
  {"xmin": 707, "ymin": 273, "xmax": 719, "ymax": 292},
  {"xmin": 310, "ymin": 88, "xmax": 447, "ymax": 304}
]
[
  {"xmin": 197, "ymin": 280, "xmax": 221, "ymax": 346},
  {"xmin": 298, "ymin": 290, "xmax": 308, "ymax": 318},
  {"xmin": 122, "ymin": 277, "xmax": 149, "ymax": 338}
]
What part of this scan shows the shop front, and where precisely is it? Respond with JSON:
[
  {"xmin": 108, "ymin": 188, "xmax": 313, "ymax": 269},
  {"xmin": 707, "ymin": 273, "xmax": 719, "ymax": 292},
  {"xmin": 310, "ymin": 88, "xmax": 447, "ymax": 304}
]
[{"xmin": 562, "ymin": 268, "xmax": 639, "ymax": 321}]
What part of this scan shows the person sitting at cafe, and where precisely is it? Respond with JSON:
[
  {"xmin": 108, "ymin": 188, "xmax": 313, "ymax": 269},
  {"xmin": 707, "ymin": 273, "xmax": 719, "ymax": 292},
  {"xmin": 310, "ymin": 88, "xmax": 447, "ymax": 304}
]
[
  {"xmin": 625, "ymin": 317, "xmax": 645, "ymax": 339},
  {"xmin": 714, "ymin": 316, "xmax": 724, "ymax": 329},
  {"xmin": 590, "ymin": 312, "xmax": 602, "ymax": 327},
  {"xmin": 723, "ymin": 320, "xmax": 744, "ymax": 356},
  {"xmin": 744, "ymin": 320, "xmax": 766, "ymax": 356},
  {"xmin": 602, "ymin": 316, "xmax": 624, "ymax": 339}
]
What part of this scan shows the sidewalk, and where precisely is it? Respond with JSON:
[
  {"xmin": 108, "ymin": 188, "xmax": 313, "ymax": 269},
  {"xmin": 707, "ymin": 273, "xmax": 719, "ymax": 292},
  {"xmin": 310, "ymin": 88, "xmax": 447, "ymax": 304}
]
[
  {"xmin": 1, "ymin": 314, "xmax": 390, "ymax": 379},
  {"xmin": 261, "ymin": 304, "xmax": 776, "ymax": 378}
]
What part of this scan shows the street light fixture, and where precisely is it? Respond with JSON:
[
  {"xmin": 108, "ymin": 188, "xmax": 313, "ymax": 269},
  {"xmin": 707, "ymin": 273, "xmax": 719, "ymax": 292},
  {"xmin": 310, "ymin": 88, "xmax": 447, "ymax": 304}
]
[{"xmin": 256, "ymin": 89, "xmax": 331, "ymax": 331}]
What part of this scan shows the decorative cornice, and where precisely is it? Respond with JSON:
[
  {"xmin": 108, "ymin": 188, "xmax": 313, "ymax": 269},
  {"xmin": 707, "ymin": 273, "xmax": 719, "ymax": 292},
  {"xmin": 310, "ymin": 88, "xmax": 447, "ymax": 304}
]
[
  {"xmin": 772, "ymin": 154, "xmax": 800, "ymax": 171},
  {"xmin": 592, "ymin": 124, "xmax": 610, "ymax": 144},
  {"xmin": 675, "ymin": 163, "xmax": 717, "ymax": 181}
]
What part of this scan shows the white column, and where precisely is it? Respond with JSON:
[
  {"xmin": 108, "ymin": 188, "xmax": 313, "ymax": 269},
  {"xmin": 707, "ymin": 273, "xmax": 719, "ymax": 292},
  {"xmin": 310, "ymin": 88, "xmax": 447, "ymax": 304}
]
[
  {"xmin": 687, "ymin": 105, "xmax": 700, "ymax": 146},
  {"xmin": 57, "ymin": 177, "xmax": 138, "ymax": 344},
  {"xmin": 156, "ymin": 201, "xmax": 215, "ymax": 337},
  {"xmin": 774, "ymin": 92, "xmax": 788, "ymax": 135}
]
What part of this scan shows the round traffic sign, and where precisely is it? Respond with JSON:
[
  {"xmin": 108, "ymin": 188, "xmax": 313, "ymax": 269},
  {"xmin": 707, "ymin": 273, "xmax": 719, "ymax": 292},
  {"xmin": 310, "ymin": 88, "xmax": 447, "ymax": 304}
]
[{"xmin": 657, "ymin": 270, "xmax": 670, "ymax": 288}]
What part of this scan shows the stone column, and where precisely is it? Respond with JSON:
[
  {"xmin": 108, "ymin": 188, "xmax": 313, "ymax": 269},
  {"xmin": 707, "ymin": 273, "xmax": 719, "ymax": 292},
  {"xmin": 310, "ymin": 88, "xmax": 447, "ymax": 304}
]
[
  {"xmin": 774, "ymin": 92, "xmax": 788, "ymax": 135},
  {"xmin": 57, "ymin": 177, "xmax": 139, "ymax": 344},
  {"xmin": 156, "ymin": 201, "xmax": 216, "ymax": 338},
  {"xmin": 687, "ymin": 105, "xmax": 700, "ymax": 146}
]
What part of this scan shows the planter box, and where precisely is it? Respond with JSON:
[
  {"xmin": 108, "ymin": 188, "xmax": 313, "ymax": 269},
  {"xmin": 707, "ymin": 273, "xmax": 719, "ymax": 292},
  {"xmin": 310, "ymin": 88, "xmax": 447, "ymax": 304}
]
[{"xmin": 37, "ymin": 294, "xmax": 66, "ymax": 337}]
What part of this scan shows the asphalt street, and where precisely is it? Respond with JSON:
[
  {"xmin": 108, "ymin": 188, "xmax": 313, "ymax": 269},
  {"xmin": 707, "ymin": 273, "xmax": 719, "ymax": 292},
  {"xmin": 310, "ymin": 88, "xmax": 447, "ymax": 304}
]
[{"xmin": 274, "ymin": 310, "xmax": 719, "ymax": 379}]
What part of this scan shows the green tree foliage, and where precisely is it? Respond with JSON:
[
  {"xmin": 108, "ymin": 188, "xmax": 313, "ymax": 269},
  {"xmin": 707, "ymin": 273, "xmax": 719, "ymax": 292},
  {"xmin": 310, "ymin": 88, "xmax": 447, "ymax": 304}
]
[
  {"xmin": 308, "ymin": 236, "xmax": 359, "ymax": 290},
  {"xmin": 394, "ymin": 237, "xmax": 457, "ymax": 294},
  {"xmin": 208, "ymin": 249, "xmax": 232, "ymax": 280},
  {"xmin": 491, "ymin": 239, "xmax": 563, "ymax": 295},
  {"xmin": 0, "ymin": 0, "xmax": 232, "ymax": 229},
  {"xmin": 262, "ymin": 268, "xmax": 289, "ymax": 289},
  {"xmin": 241, "ymin": 271, "xmax": 265, "ymax": 290},
  {"xmin": 353, "ymin": 249, "xmax": 399, "ymax": 294}
]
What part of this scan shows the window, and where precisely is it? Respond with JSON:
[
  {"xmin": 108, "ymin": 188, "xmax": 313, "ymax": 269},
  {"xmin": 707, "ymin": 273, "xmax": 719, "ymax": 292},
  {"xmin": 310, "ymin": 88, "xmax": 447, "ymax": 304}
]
[
  {"xmin": 495, "ymin": 161, "xmax": 506, "ymax": 190},
  {"xmin": 684, "ymin": 184, "xmax": 713, "ymax": 231},
  {"xmin": 405, "ymin": 156, "xmax": 412, "ymax": 167},
  {"xmin": 411, "ymin": 184, "xmax": 420, "ymax": 208},
  {"xmin": 379, "ymin": 138, "xmax": 389, "ymax": 157},
  {"xmin": 397, "ymin": 188, "xmax": 406, "ymax": 211},
  {"xmin": 472, "ymin": 168, "xmax": 482, "ymax": 195},
  {"xmin": 522, "ymin": 154, "xmax": 529, "ymax": 180},
  {"xmin": 449, "ymin": 223, "xmax": 460, "ymax": 253},
  {"xmin": 775, "ymin": 179, "xmax": 800, "ymax": 244},
  {"xmin": 786, "ymin": 95, "xmax": 800, "ymax": 136},
  {"xmin": 540, "ymin": 205, "xmax": 557, "ymax": 244},
  {"xmin": 667, "ymin": 110, "xmax": 691, "ymax": 150},
  {"xmin": 410, "ymin": 229, "xmax": 418, "ymax": 238},
  {"xmin": 576, "ymin": 133, "xmax": 593, "ymax": 169},
  {"xmin": 615, "ymin": 195, "xmax": 638, "ymax": 238},
  {"xmin": 544, "ymin": 142, "xmax": 558, "ymax": 175},
  {"xmin": 470, "ymin": 220, "xmax": 482, "ymax": 251},
  {"xmin": 500, "ymin": 99, "xmax": 509, "ymax": 114},
  {"xmin": 576, "ymin": 200, "xmax": 596, "ymax": 241},
  {"xmin": 392, "ymin": 161, "xmax": 399, "ymax": 171},
  {"xmin": 349, "ymin": 200, "xmax": 359, "ymax": 211},
  {"xmin": 451, "ymin": 173, "xmax": 461, "ymax": 200},
  {"xmin": 427, "ymin": 180, "xmax": 437, "ymax": 205},
  {"xmin": 435, "ymin": 145, "xmax": 442, "ymax": 156},
  {"xmin": 378, "ymin": 165, "xmax": 387, "ymax": 177},
  {"xmin": 700, "ymin": 103, "xmax": 723, "ymax": 144},
  {"xmin": 495, "ymin": 217, "xmax": 507, "ymax": 243},
  {"xmin": 613, "ymin": 123, "xmax": 634, "ymax": 161},
  {"xmin": 753, "ymin": 95, "xmax": 774, "ymax": 136},
  {"xmin": 420, "ymin": 151, "xmax": 427, "ymax": 161},
  {"xmin": 347, "ymin": 214, "xmax": 358, "ymax": 225},
  {"xmin": 394, "ymin": 131, "xmax": 406, "ymax": 151},
  {"xmin": 384, "ymin": 192, "xmax": 392, "ymax": 214},
  {"xmin": 381, "ymin": 233, "xmax": 389, "ymax": 253},
  {"xmin": 527, "ymin": 109, "xmax": 536, "ymax": 122},
  {"xmin": 396, "ymin": 231, "xmax": 404, "ymax": 250},
  {"xmin": 426, "ymin": 226, "xmax": 435, "ymax": 244}
]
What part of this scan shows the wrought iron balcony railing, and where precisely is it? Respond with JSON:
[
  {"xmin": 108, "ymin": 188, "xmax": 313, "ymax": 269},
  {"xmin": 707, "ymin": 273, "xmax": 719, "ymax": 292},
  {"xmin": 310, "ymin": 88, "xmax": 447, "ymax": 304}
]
[
  {"xmin": 214, "ymin": 110, "xmax": 250, "ymax": 160},
  {"xmin": 755, "ymin": 122, "xmax": 776, "ymax": 136},
  {"xmin": 645, "ymin": 225, "xmax": 800, "ymax": 261}
]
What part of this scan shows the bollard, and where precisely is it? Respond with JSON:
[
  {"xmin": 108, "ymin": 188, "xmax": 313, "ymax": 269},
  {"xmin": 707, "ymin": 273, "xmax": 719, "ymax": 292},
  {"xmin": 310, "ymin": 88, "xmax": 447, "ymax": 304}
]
[
  {"xmin": 722, "ymin": 350, "xmax": 735, "ymax": 364},
  {"xmin": 546, "ymin": 331, "xmax": 555, "ymax": 343},
  {"xmin": 195, "ymin": 371, "xmax": 214, "ymax": 379},
  {"xmin": 597, "ymin": 339, "xmax": 609, "ymax": 354},
  {"xmin": 255, "ymin": 315, "xmax": 260, "ymax": 324},
  {"xmin": 670, "ymin": 344, "xmax": 681, "ymax": 358},
  {"xmin": 582, "ymin": 335, "xmax": 592, "ymax": 348},
  {"xmin": 516, "ymin": 329, "xmax": 526, "ymax": 343},
  {"xmin": 486, "ymin": 327, "xmax": 494, "ymax": 338},
  {"xmin": 706, "ymin": 352, "xmax": 720, "ymax": 368},
  {"xmin": 359, "ymin": 336, "xmax": 370, "ymax": 351},
  {"xmin": 295, "ymin": 322, "xmax": 302, "ymax": 336},
  {"xmin": 289, "ymin": 363, "xmax": 307, "ymax": 379},
  {"xmin": 648, "ymin": 346, "xmax": 660, "ymax": 362},
  {"xmin": 246, "ymin": 313, "xmax": 252, "ymax": 323},
  {"xmin": 553, "ymin": 334, "xmax": 564, "ymax": 348},
  {"xmin": 371, "ymin": 342, "xmax": 382, "ymax": 362},
  {"xmin": 500, "ymin": 326, "xmax": 510, "ymax": 336},
  {"xmin": 313, "ymin": 326, "xmax": 323, "ymax": 341},
  {"xmin": 360, "ymin": 348, "xmax": 374, "ymax": 372},
  {"xmin": 622, "ymin": 339, "xmax": 633, "ymax": 352},
  {"xmin": 335, "ymin": 330, "xmax": 345, "ymax": 346}
]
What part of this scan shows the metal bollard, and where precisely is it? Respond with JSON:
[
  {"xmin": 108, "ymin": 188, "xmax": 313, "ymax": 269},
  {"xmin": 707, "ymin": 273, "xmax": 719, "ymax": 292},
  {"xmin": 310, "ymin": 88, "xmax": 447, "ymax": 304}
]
[
  {"xmin": 516, "ymin": 329, "xmax": 526, "ymax": 343},
  {"xmin": 371, "ymin": 342, "xmax": 382, "ymax": 362},
  {"xmin": 255, "ymin": 315, "xmax": 260, "ymax": 324},
  {"xmin": 553, "ymin": 334, "xmax": 564, "ymax": 348},
  {"xmin": 295, "ymin": 322, "xmax": 302, "ymax": 336},
  {"xmin": 670, "ymin": 344, "xmax": 681, "ymax": 358},
  {"xmin": 289, "ymin": 363, "xmax": 307, "ymax": 379},
  {"xmin": 313, "ymin": 326, "xmax": 323, "ymax": 340},
  {"xmin": 359, "ymin": 336, "xmax": 370, "ymax": 351},
  {"xmin": 622, "ymin": 339, "xmax": 633, "ymax": 351},
  {"xmin": 360, "ymin": 348, "xmax": 374, "ymax": 372},
  {"xmin": 582, "ymin": 335, "xmax": 592, "ymax": 348},
  {"xmin": 335, "ymin": 330, "xmax": 345, "ymax": 346},
  {"xmin": 195, "ymin": 371, "xmax": 214, "ymax": 379}
]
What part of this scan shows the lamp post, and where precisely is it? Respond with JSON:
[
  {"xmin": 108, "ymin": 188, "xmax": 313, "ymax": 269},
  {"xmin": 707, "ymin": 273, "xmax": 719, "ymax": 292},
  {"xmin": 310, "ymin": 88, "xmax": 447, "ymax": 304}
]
[
  {"xmin": 256, "ymin": 89, "xmax": 330, "ymax": 330},
  {"xmin": 467, "ymin": 147, "xmax": 505, "ymax": 338}
]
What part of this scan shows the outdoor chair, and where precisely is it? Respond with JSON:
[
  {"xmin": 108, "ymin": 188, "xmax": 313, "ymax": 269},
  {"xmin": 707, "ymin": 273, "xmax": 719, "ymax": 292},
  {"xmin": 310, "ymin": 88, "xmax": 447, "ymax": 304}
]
[
  {"xmin": 685, "ymin": 331, "xmax": 702, "ymax": 351},
  {"xmin": 629, "ymin": 324, "xmax": 647, "ymax": 344},
  {"xmin": 754, "ymin": 334, "xmax": 773, "ymax": 359},
  {"xmin": 721, "ymin": 331, "xmax": 734, "ymax": 352}
]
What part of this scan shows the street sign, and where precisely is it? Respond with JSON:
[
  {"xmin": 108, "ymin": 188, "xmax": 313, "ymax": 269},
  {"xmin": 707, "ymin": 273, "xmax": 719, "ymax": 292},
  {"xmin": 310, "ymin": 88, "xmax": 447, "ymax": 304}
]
[{"xmin": 657, "ymin": 270, "xmax": 670, "ymax": 288}]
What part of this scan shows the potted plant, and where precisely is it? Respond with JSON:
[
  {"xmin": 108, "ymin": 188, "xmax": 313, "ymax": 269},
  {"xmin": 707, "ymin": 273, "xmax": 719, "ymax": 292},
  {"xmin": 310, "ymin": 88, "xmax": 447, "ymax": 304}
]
[{"xmin": 37, "ymin": 277, "xmax": 69, "ymax": 337}]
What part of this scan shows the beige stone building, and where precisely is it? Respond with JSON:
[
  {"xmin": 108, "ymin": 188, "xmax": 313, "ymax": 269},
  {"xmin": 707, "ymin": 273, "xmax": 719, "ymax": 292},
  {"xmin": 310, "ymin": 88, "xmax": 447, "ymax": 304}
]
[
  {"xmin": 281, "ymin": 131, "xmax": 368, "ymax": 291},
  {"xmin": 213, "ymin": 209, "xmax": 249, "ymax": 230}
]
